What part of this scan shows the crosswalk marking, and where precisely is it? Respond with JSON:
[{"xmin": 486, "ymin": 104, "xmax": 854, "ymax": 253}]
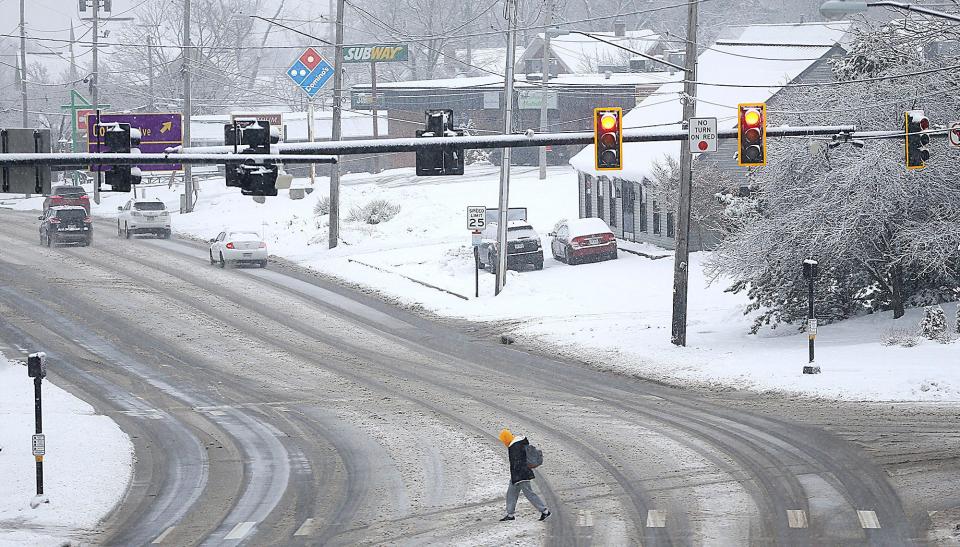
[
  {"xmin": 151, "ymin": 526, "xmax": 175, "ymax": 544},
  {"xmin": 857, "ymin": 510, "xmax": 881, "ymax": 529},
  {"xmin": 787, "ymin": 510, "xmax": 808, "ymax": 528},
  {"xmin": 294, "ymin": 518, "xmax": 315, "ymax": 537},
  {"xmin": 646, "ymin": 510, "xmax": 666, "ymax": 528},
  {"xmin": 224, "ymin": 521, "xmax": 256, "ymax": 540}
]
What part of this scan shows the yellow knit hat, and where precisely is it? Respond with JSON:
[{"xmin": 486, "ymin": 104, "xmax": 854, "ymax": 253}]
[{"xmin": 498, "ymin": 428, "xmax": 514, "ymax": 446}]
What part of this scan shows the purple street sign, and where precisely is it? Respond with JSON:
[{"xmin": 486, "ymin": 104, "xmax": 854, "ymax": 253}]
[{"xmin": 87, "ymin": 113, "xmax": 183, "ymax": 171}]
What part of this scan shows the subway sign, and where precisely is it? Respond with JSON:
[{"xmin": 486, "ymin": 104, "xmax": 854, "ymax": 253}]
[{"xmin": 342, "ymin": 43, "xmax": 409, "ymax": 63}]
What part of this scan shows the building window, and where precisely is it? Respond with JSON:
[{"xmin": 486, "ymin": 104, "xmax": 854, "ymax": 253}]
[
  {"xmin": 584, "ymin": 175, "xmax": 592, "ymax": 217},
  {"xmin": 652, "ymin": 200, "xmax": 661, "ymax": 235},
  {"xmin": 597, "ymin": 178, "xmax": 605, "ymax": 221},
  {"xmin": 639, "ymin": 198, "xmax": 647, "ymax": 232},
  {"xmin": 666, "ymin": 212, "xmax": 675, "ymax": 238}
]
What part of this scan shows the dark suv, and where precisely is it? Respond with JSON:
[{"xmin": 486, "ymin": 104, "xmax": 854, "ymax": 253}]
[
  {"xmin": 43, "ymin": 185, "xmax": 90, "ymax": 213},
  {"xmin": 478, "ymin": 221, "xmax": 544, "ymax": 272},
  {"xmin": 39, "ymin": 206, "xmax": 93, "ymax": 247}
]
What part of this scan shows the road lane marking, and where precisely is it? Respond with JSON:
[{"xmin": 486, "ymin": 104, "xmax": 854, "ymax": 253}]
[
  {"xmin": 294, "ymin": 518, "xmax": 315, "ymax": 536},
  {"xmin": 577, "ymin": 510, "xmax": 594, "ymax": 527},
  {"xmin": 224, "ymin": 521, "xmax": 256, "ymax": 540},
  {"xmin": 787, "ymin": 510, "xmax": 808, "ymax": 528},
  {"xmin": 857, "ymin": 510, "xmax": 881, "ymax": 529},
  {"xmin": 646, "ymin": 510, "xmax": 666, "ymax": 528},
  {"xmin": 151, "ymin": 526, "xmax": 175, "ymax": 544}
]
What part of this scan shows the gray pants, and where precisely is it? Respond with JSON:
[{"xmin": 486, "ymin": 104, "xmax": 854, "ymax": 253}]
[{"xmin": 505, "ymin": 480, "xmax": 547, "ymax": 516}]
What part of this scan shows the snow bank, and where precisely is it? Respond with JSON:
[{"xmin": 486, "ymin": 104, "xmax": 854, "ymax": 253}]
[
  {"xmin": 4, "ymin": 166, "xmax": 958, "ymax": 401},
  {"xmin": 0, "ymin": 355, "xmax": 133, "ymax": 546}
]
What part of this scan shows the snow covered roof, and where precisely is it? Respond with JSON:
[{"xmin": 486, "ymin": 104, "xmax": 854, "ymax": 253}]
[
  {"xmin": 354, "ymin": 71, "xmax": 679, "ymax": 91},
  {"xmin": 454, "ymin": 47, "xmax": 527, "ymax": 75},
  {"xmin": 570, "ymin": 21, "xmax": 853, "ymax": 182},
  {"xmin": 715, "ymin": 21, "xmax": 854, "ymax": 47},
  {"xmin": 519, "ymin": 30, "xmax": 662, "ymax": 74},
  {"xmin": 190, "ymin": 110, "xmax": 387, "ymax": 143}
]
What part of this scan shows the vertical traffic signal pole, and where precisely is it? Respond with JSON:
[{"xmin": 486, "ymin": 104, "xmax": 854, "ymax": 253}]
[
  {"xmin": 495, "ymin": 0, "xmax": 519, "ymax": 295},
  {"xmin": 34, "ymin": 374, "xmax": 43, "ymax": 496},
  {"xmin": 27, "ymin": 352, "xmax": 47, "ymax": 505},
  {"xmin": 538, "ymin": 0, "xmax": 553, "ymax": 181},
  {"xmin": 670, "ymin": 0, "xmax": 699, "ymax": 347},
  {"xmin": 183, "ymin": 0, "xmax": 194, "ymax": 212},
  {"xmin": 329, "ymin": 0, "xmax": 345, "ymax": 249},
  {"xmin": 19, "ymin": 0, "xmax": 27, "ymax": 129}
]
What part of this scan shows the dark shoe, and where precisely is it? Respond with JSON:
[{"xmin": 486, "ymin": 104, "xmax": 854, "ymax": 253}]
[
  {"xmin": 499, "ymin": 515, "xmax": 515, "ymax": 521},
  {"xmin": 539, "ymin": 510, "xmax": 551, "ymax": 521}
]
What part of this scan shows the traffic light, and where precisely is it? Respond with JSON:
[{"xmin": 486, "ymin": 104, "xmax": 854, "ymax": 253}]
[
  {"xmin": 594, "ymin": 107, "xmax": 622, "ymax": 170},
  {"xmin": 98, "ymin": 122, "xmax": 137, "ymax": 192},
  {"xmin": 223, "ymin": 119, "xmax": 278, "ymax": 196},
  {"xmin": 905, "ymin": 109, "xmax": 930, "ymax": 170},
  {"xmin": 737, "ymin": 103, "xmax": 766, "ymax": 167},
  {"xmin": 415, "ymin": 109, "xmax": 465, "ymax": 176}
]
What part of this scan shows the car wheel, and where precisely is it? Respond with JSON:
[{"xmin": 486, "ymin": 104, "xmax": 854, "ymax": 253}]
[
  {"xmin": 124, "ymin": 223, "xmax": 131, "ymax": 239},
  {"xmin": 48, "ymin": 234, "xmax": 55, "ymax": 247},
  {"xmin": 39, "ymin": 232, "xmax": 44, "ymax": 246},
  {"xmin": 219, "ymin": 253, "xmax": 226, "ymax": 269},
  {"xmin": 84, "ymin": 236, "xmax": 93, "ymax": 247},
  {"xmin": 164, "ymin": 230, "xmax": 172, "ymax": 240},
  {"xmin": 259, "ymin": 259, "xmax": 268, "ymax": 268},
  {"xmin": 209, "ymin": 250, "xmax": 216, "ymax": 265},
  {"xmin": 566, "ymin": 246, "xmax": 578, "ymax": 265},
  {"xmin": 534, "ymin": 259, "xmax": 543, "ymax": 271},
  {"xmin": 117, "ymin": 222, "xmax": 122, "ymax": 237},
  {"xmin": 609, "ymin": 249, "xmax": 618, "ymax": 260}
]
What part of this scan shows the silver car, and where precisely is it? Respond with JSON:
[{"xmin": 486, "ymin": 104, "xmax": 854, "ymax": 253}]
[{"xmin": 209, "ymin": 230, "xmax": 268, "ymax": 268}]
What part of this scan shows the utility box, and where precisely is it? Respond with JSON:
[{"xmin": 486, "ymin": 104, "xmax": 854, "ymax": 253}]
[{"xmin": 1, "ymin": 129, "xmax": 51, "ymax": 195}]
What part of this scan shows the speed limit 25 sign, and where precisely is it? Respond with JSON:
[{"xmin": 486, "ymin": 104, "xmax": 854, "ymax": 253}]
[{"xmin": 467, "ymin": 206, "xmax": 486, "ymax": 231}]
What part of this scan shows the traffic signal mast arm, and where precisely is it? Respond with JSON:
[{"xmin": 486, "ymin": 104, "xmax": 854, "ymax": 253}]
[{"xmin": 8, "ymin": 123, "xmax": 947, "ymax": 167}]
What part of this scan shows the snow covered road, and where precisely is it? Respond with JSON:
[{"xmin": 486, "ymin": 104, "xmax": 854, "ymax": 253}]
[{"xmin": 0, "ymin": 209, "xmax": 957, "ymax": 544}]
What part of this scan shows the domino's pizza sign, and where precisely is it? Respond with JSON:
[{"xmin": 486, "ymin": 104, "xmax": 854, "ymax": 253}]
[{"xmin": 288, "ymin": 47, "xmax": 335, "ymax": 98}]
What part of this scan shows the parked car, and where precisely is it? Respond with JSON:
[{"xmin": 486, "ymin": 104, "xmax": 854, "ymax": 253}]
[
  {"xmin": 43, "ymin": 185, "xmax": 90, "ymax": 213},
  {"xmin": 39, "ymin": 206, "xmax": 92, "ymax": 247},
  {"xmin": 117, "ymin": 198, "xmax": 171, "ymax": 239},
  {"xmin": 549, "ymin": 218, "xmax": 617, "ymax": 265},
  {"xmin": 209, "ymin": 230, "xmax": 268, "ymax": 268},
  {"xmin": 478, "ymin": 220, "xmax": 544, "ymax": 272}
]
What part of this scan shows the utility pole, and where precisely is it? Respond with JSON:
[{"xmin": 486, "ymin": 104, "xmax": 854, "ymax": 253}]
[
  {"xmin": 147, "ymin": 35, "xmax": 155, "ymax": 111},
  {"xmin": 538, "ymin": 0, "xmax": 553, "ymax": 180},
  {"xmin": 69, "ymin": 23, "xmax": 77, "ymax": 84},
  {"xmin": 92, "ymin": 0, "xmax": 101, "ymax": 205},
  {"xmin": 670, "ymin": 0, "xmax": 699, "ymax": 346},
  {"xmin": 19, "ymin": 0, "xmax": 28, "ymax": 128},
  {"xmin": 328, "ymin": 0, "xmax": 345, "ymax": 249},
  {"xmin": 183, "ymin": 0, "xmax": 194, "ymax": 212},
  {"xmin": 495, "ymin": 0, "xmax": 519, "ymax": 295}
]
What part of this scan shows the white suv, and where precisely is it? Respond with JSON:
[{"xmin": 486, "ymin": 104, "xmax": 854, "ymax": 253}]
[{"xmin": 117, "ymin": 198, "xmax": 171, "ymax": 239}]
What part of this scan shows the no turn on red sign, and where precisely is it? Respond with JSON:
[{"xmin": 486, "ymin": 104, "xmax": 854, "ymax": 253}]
[{"xmin": 689, "ymin": 117, "xmax": 717, "ymax": 153}]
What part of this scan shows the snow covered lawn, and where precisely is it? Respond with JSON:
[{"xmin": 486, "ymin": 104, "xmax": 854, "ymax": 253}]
[
  {"xmin": 0, "ymin": 355, "xmax": 133, "ymax": 546},
  {"xmin": 5, "ymin": 164, "xmax": 958, "ymax": 401}
]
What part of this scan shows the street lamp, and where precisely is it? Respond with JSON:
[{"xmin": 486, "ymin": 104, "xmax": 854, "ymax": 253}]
[{"xmin": 820, "ymin": 0, "xmax": 960, "ymax": 23}]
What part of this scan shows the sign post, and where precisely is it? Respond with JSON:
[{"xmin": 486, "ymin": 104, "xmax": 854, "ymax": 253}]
[
  {"xmin": 688, "ymin": 117, "xmax": 717, "ymax": 153},
  {"xmin": 26, "ymin": 352, "xmax": 47, "ymax": 507},
  {"xmin": 468, "ymin": 206, "xmax": 486, "ymax": 297},
  {"xmin": 802, "ymin": 259, "xmax": 821, "ymax": 375}
]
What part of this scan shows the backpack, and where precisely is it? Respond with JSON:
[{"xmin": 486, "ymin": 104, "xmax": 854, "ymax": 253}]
[{"xmin": 525, "ymin": 443, "xmax": 543, "ymax": 468}]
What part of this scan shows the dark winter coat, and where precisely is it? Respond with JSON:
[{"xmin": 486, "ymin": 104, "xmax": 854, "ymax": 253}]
[{"xmin": 508, "ymin": 437, "xmax": 535, "ymax": 484}]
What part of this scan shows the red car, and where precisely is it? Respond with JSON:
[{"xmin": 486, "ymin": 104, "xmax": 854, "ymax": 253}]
[
  {"xmin": 549, "ymin": 218, "xmax": 618, "ymax": 265},
  {"xmin": 43, "ymin": 185, "xmax": 90, "ymax": 213}
]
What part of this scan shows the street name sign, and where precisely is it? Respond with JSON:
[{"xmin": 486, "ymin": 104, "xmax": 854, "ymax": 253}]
[
  {"xmin": 288, "ymin": 47, "xmax": 335, "ymax": 98},
  {"xmin": 87, "ymin": 113, "xmax": 183, "ymax": 171},
  {"xmin": 689, "ymin": 117, "xmax": 717, "ymax": 153},
  {"xmin": 468, "ymin": 206, "xmax": 486, "ymax": 231},
  {"xmin": 950, "ymin": 121, "xmax": 960, "ymax": 149}
]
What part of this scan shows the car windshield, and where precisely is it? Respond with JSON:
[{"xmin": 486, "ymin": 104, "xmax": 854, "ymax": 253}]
[
  {"xmin": 56, "ymin": 209, "xmax": 86, "ymax": 221},
  {"xmin": 134, "ymin": 202, "xmax": 165, "ymax": 211},
  {"xmin": 507, "ymin": 227, "xmax": 538, "ymax": 240},
  {"xmin": 229, "ymin": 232, "xmax": 261, "ymax": 241},
  {"xmin": 54, "ymin": 187, "xmax": 85, "ymax": 197}
]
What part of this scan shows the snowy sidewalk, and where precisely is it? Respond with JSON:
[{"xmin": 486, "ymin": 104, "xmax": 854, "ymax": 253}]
[{"xmin": 0, "ymin": 355, "xmax": 132, "ymax": 546}]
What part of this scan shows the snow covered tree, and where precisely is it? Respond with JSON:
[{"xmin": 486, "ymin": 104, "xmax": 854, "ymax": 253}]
[
  {"xmin": 918, "ymin": 305, "xmax": 947, "ymax": 341},
  {"xmin": 707, "ymin": 19, "xmax": 960, "ymax": 331}
]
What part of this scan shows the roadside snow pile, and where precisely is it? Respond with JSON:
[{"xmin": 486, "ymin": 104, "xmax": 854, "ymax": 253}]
[
  {"xmin": 0, "ymin": 355, "xmax": 133, "ymax": 546},
  {"xmin": 5, "ymin": 166, "xmax": 959, "ymax": 401}
]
